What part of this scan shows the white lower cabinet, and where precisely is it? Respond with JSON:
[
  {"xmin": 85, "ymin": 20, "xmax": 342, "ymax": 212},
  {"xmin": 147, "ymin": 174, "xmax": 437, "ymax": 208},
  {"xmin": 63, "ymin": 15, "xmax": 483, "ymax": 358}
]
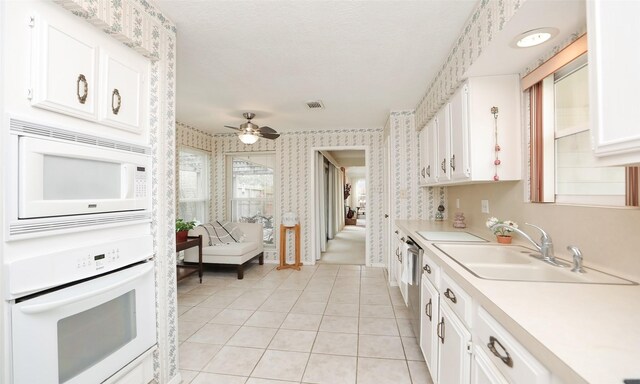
[
  {"xmin": 437, "ymin": 303, "xmax": 472, "ymax": 384},
  {"xmin": 393, "ymin": 228, "xmax": 408, "ymax": 304},
  {"xmin": 472, "ymin": 346, "xmax": 509, "ymax": 384},
  {"xmin": 418, "ymin": 250, "xmax": 552, "ymax": 384},
  {"xmin": 420, "ymin": 276, "xmax": 440, "ymax": 381}
]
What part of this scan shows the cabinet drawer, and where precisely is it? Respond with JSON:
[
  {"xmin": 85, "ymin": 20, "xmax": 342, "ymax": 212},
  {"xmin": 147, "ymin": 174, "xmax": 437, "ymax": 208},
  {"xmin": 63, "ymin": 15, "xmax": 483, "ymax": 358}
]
[
  {"xmin": 475, "ymin": 307, "xmax": 550, "ymax": 384},
  {"xmin": 422, "ymin": 250, "xmax": 440, "ymax": 288},
  {"xmin": 440, "ymin": 271, "xmax": 472, "ymax": 326}
]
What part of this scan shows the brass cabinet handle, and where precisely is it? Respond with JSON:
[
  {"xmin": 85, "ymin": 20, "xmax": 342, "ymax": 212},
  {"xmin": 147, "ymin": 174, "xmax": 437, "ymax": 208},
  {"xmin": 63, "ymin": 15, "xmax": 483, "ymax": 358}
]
[
  {"xmin": 426, "ymin": 165, "xmax": 431, "ymax": 178},
  {"xmin": 400, "ymin": 237, "xmax": 405, "ymax": 242},
  {"xmin": 421, "ymin": 167, "xmax": 426, "ymax": 178},
  {"xmin": 384, "ymin": 214, "xmax": 389, "ymax": 218},
  {"xmin": 425, "ymin": 298, "xmax": 432, "ymax": 321},
  {"xmin": 488, "ymin": 336, "xmax": 514, "ymax": 368},
  {"xmin": 444, "ymin": 288, "xmax": 457, "ymax": 304},
  {"xmin": 437, "ymin": 317, "xmax": 445, "ymax": 344},
  {"xmin": 395, "ymin": 230, "xmax": 399, "ymax": 234},
  {"xmin": 450, "ymin": 154, "xmax": 456, "ymax": 171},
  {"xmin": 77, "ymin": 74, "xmax": 88, "ymax": 104},
  {"xmin": 441, "ymin": 158, "xmax": 446, "ymax": 173},
  {"xmin": 423, "ymin": 264, "xmax": 432, "ymax": 274},
  {"xmin": 111, "ymin": 88, "xmax": 121, "ymax": 115}
]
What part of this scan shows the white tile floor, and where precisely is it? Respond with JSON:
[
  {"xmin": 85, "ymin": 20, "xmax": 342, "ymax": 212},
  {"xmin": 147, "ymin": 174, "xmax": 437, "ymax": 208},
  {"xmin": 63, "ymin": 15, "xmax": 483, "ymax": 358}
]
[{"xmin": 177, "ymin": 263, "xmax": 434, "ymax": 384}]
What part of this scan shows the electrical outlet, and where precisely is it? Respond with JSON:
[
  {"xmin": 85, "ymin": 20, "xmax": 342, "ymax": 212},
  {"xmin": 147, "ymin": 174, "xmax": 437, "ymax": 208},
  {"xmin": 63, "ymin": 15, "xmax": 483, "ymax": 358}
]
[
  {"xmin": 481, "ymin": 200, "xmax": 489, "ymax": 213},
  {"xmin": 456, "ymin": 198, "xmax": 460, "ymax": 209}
]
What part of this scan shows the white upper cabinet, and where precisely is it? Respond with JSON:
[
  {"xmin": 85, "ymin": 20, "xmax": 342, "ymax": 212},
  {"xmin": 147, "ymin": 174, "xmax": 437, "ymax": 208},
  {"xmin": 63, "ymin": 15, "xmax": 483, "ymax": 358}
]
[
  {"xmin": 588, "ymin": 0, "xmax": 640, "ymax": 165},
  {"xmin": 435, "ymin": 103, "xmax": 452, "ymax": 183},
  {"xmin": 421, "ymin": 75, "xmax": 521, "ymax": 186},
  {"xmin": 99, "ymin": 50, "xmax": 147, "ymax": 133},
  {"xmin": 420, "ymin": 118, "xmax": 438, "ymax": 185},
  {"xmin": 30, "ymin": 12, "xmax": 148, "ymax": 135},
  {"xmin": 449, "ymin": 85, "xmax": 470, "ymax": 181},
  {"xmin": 30, "ymin": 17, "xmax": 99, "ymax": 121}
]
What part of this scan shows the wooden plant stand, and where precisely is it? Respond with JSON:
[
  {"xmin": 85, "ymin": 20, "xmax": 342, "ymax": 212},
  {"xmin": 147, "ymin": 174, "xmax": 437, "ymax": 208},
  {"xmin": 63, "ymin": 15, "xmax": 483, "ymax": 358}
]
[{"xmin": 277, "ymin": 224, "xmax": 302, "ymax": 271}]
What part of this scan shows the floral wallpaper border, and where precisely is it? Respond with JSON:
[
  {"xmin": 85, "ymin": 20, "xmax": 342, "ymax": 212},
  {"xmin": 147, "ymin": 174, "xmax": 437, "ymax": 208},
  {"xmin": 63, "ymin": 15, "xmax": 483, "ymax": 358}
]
[{"xmin": 415, "ymin": 0, "xmax": 525, "ymax": 129}]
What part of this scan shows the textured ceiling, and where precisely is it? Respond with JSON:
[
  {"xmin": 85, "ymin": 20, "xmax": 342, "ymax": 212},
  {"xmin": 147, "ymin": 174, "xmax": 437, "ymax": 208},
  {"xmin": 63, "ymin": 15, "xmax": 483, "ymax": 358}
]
[{"xmin": 155, "ymin": 0, "xmax": 478, "ymax": 133}]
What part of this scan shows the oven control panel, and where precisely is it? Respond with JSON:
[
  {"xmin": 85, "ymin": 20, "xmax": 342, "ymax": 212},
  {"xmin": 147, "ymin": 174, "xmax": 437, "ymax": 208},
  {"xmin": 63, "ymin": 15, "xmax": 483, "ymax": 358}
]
[
  {"xmin": 6, "ymin": 235, "xmax": 153, "ymax": 299},
  {"xmin": 76, "ymin": 248, "xmax": 121, "ymax": 271}
]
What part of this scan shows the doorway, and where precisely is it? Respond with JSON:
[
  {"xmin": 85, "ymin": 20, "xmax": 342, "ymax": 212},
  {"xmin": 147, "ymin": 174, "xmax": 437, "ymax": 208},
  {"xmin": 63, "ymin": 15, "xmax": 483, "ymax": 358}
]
[{"xmin": 311, "ymin": 148, "xmax": 368, "ymax": 265}]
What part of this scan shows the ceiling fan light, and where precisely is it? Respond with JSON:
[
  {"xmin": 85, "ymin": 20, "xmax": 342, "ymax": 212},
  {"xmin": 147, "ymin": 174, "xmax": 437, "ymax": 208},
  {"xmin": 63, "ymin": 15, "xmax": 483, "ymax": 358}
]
[{"xmin": 238, "ymin": 133, "xmax": 259, "ymax": 144}]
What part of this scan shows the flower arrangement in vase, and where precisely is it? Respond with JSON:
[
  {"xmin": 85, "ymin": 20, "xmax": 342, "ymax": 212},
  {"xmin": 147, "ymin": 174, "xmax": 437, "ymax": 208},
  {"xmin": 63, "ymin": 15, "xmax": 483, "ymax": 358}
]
[{"xmin": 486, "ymin": 217, "xmax": 518, "ymax": 244}]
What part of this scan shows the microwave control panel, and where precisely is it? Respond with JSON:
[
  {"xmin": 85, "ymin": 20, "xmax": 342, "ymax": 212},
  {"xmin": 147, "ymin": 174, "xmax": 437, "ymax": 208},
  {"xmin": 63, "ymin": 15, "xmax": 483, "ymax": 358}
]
[{"xmin": 135, "ymin": 166, "xmax": 147, "ymax": 198}]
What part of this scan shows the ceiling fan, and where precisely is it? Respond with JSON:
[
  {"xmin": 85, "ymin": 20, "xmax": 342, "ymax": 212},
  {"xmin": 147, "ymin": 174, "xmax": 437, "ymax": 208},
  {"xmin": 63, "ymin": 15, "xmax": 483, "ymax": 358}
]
[{"xmin": 224, "ymin": 112, "xmax": 280, "ymax": 144}]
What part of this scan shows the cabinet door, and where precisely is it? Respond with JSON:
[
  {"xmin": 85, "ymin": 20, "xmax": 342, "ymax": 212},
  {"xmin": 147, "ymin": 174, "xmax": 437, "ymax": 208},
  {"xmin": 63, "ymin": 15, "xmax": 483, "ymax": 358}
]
[
  {"xmin": 419, "ymin": 128, "xmax": 429, "ymax": 186},
  {"xmin": 437, "ymin": 304, "xmax": 472, "ymax": 384},
  {"xmin": 420, "ymin": 278, "xmax": 439, "ymax": 383},
  {"xmin": 424, "ymin": 119, "xmax": 438, "ymax": 184},
  {"xmin": 99, "ymin": 50, "xmax": 147, "ymax": 133},
  {"xmin": 588, "ymin": 1, "xmax": 640, "ymax": 165},
  {"xmin": 436, "ymin": 104, "xmax": 451, "ymax": 182},
  {"xmin": 450, "ymin": 85, "xmax": 470, "ymax": 180},
  {"xmin": 31, "ymin": 16, "xmax": 99, "ymax": 120},
  {"xmin": 471, "ymin": 346, "xmax": 509, "ymax": 384}
]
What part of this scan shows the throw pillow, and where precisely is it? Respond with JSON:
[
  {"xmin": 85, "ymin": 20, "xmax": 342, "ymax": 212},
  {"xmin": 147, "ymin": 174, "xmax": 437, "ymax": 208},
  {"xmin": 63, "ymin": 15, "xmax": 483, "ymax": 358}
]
[
  {"xmin": 217, "ymin": 220, "xmax": 247, "ymax": 243},
  {"xmin": 198, "ymin": 222, "xmax": 236, "ymax": 246}
]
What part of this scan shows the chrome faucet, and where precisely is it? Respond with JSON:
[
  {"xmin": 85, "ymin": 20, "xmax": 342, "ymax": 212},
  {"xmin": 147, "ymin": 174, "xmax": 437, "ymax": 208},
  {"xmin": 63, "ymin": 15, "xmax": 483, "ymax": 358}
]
[{"xmin": 491, "ymin": 223, "xmax": 565, "ymax": 267}]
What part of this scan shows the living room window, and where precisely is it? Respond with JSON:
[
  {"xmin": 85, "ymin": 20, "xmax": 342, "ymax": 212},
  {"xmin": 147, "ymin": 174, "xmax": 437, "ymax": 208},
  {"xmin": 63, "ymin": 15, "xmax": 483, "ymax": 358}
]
[
  {"xmin": 178, "ymin": 147, "xmax": 210, "ymax": 224},
  {"xmin": 227, "ymin": 153, "xmax": 276, "ymax": 247}
]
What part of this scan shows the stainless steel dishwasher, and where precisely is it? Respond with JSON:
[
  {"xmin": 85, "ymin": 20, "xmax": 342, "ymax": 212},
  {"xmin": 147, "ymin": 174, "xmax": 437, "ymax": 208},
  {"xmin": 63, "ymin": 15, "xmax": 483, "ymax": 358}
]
[{"xmin": 406, "ymin": 237, "xmax": 424, "ymax": 338}]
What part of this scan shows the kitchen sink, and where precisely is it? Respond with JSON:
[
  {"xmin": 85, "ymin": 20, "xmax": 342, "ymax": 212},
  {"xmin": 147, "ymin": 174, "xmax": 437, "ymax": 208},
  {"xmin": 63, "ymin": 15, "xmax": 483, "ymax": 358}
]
[{"xmin": 433, "ymin": 243, "xmax": 637, "ymax": 285}]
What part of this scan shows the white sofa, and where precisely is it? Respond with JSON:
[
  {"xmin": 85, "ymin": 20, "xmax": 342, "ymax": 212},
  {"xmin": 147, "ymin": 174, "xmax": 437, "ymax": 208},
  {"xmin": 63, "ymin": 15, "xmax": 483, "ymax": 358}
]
[{"xmin": 184, "ymin": 222, "xmax": 264, "ymax": 279}]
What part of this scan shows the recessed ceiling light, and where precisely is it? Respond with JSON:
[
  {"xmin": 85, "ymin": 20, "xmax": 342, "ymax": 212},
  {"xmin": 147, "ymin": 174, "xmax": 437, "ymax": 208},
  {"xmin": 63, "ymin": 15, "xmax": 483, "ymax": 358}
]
[{"xmin": 512, "ymin": 28, "xmax": 558, "ymax": 48}]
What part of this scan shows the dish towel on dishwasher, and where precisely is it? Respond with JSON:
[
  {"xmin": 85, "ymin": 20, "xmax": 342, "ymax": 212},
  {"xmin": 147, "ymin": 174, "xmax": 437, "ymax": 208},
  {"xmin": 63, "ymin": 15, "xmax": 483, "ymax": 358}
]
[{"xmin": 401, "ymin": 242, "xmax": 414, "ymax": 285}]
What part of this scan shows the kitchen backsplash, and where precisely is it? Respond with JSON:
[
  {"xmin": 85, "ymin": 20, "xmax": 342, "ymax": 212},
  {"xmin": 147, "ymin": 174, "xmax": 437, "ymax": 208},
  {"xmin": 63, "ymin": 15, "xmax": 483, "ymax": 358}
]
[{"xmin": 446, "ymin": 181, "xmax": 640, "ymax": 280}]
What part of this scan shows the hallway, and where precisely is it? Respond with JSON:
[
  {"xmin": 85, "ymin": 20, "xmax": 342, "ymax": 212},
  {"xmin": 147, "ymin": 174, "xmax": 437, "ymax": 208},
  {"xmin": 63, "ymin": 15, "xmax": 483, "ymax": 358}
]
[{"xmin": 319, "ymin": 219, "xmax": 366, "ymax": 265}]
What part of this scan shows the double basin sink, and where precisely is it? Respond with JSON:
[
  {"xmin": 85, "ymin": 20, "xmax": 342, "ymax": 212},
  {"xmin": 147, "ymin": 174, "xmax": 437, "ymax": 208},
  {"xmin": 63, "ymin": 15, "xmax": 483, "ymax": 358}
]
[{"xmin": 420, "ymin": 232, "xmax": 635, "ymax": 285}]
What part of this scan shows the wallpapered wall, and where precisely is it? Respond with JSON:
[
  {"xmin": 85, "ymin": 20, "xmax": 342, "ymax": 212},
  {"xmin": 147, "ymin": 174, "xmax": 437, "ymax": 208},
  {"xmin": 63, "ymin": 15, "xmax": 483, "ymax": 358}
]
[
  {"xmin": 415, "ymin": 0, "xmax": 525, "ymax": 129},
  {"xmin": 177, "ymin": 110, "xmax": 446, "ymax": 267}
]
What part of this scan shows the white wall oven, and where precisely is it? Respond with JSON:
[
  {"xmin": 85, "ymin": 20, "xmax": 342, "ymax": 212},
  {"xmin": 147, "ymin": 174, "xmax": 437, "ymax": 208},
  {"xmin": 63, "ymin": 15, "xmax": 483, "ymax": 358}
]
[
  {"xmin": 6, "ymin": 236, "xmax": 156, "ymax": 384},
  {"xmin": 5, "ymin": 117, "xmax": 151, "ymax": 239}
]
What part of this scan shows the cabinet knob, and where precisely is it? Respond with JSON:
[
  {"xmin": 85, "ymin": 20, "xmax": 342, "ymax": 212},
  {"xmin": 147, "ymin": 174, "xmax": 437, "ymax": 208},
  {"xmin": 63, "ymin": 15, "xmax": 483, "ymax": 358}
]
[
  {"xmin": 77, "ymin": 74, "xmax": 88, "ymax": 104},
  {"xmin": 112, "ymin": 88, "xmax": 122, "ymax": 115},
  {"xmin": 423, "ymin": 264, "xmax": 431, "ymax": 274},
  {"xmin": 384, "ymin": 214, "xmax": 389, "ymax": 218}
]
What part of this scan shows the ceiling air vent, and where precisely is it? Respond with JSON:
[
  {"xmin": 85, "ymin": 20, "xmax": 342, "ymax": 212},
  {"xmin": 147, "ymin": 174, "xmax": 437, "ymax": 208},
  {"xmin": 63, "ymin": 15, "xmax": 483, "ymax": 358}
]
[{"xmin": 306, "ymin": 100, "xmax": 325, "ymax": 110}]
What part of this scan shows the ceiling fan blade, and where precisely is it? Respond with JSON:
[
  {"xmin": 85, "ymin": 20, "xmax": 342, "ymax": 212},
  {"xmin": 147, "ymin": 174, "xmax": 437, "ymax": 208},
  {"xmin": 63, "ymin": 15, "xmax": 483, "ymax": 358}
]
[
  {"xmin": 257, "ymin": 132, "xmax": 280, "ymax": 140},
  {"xmin": 224, "ymin": 125, "xmax": 242, "ymax": 131},
  {"xmin": 258, "ymin": 126, "xmax": 277, "ymax": 134}
]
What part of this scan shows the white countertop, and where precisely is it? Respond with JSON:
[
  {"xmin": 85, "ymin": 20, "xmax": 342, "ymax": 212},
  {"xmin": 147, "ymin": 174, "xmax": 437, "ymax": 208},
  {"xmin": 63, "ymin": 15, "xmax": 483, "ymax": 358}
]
[{"xmin": 395, "ymin": 220, "xmax": 640, "ymax": 384}]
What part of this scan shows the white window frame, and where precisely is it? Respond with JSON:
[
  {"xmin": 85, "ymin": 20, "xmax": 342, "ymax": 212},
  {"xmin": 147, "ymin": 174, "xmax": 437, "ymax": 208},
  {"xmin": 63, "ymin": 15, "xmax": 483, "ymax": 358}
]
[{"xmin": 178, "ymin": 147, "xmax": 211, "ymax": 224}]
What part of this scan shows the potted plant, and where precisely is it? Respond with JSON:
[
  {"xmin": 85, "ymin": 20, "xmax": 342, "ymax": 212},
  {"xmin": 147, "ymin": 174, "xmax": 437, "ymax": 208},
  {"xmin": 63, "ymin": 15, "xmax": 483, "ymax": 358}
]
[
  {"xmin": 176, "ymin": 218, "xmax": 196, "ymax": 243},
  {"xmin": 486, "ymin": 217, "xmax": 518, "ymax": 244}
]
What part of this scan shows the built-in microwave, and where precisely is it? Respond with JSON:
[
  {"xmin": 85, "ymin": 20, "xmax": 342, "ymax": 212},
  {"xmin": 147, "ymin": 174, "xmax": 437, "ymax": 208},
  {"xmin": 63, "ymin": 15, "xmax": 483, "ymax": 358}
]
[{"xmin": 6, "ymin": 117, "xmax": 151, "ymax": 238}]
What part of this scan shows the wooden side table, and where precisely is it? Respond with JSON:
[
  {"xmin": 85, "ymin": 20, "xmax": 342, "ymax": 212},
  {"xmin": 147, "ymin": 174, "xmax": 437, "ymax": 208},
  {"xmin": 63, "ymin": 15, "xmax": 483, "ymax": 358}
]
[
  {"xmin": 176, "ymin": 235, "xmax": 203, "ymax": 283},
  {"xmin": 277, "ymin": 224, "xmax": 302, "ymax": 271}
]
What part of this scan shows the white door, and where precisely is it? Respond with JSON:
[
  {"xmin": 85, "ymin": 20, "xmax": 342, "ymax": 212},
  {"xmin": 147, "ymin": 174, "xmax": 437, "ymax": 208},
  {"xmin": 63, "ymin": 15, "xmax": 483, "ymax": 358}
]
[
  {"xmin": 437, "ymin": 304, "xmax": 472, "ymax": 384},
  {"xmin": 421, "ymin": 277, "xmax": 440, "ymax": 383}
]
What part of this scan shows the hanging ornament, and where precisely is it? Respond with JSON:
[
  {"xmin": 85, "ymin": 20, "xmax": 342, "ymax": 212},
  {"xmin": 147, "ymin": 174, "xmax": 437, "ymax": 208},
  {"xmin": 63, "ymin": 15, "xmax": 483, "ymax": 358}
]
[{"xmin": 491, "ymin": 106, "xmax": 500, "ymax": 181}]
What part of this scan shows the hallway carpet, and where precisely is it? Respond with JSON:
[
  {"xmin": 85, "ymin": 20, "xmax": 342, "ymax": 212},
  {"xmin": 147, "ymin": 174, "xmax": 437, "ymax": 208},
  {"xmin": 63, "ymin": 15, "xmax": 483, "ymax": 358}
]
[{"xmin": 319, "ymin": 224, "xmax": 366, "ymax": 265}]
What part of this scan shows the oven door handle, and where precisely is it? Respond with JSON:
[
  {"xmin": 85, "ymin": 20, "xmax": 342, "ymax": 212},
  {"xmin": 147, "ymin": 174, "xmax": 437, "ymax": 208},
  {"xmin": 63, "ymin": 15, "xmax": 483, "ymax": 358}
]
[{"xmin": 19, "ymin": 263, "xmax": 153, "ymax": 314}]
